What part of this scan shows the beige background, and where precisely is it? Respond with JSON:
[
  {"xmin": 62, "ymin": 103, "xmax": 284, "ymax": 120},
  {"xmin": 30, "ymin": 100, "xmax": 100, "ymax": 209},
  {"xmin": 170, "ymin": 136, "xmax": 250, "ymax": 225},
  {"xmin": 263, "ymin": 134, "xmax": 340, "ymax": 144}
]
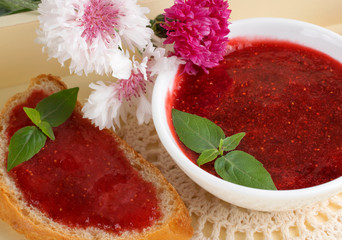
[{"xmin": 0, "ymin": 0, "xmax": 341, "ymax": 239}]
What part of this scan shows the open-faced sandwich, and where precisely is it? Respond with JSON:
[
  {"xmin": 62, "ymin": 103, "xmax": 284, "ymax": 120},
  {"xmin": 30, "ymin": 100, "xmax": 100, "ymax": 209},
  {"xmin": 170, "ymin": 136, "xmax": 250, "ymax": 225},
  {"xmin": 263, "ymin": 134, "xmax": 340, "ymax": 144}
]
[{"xmin": 0, "ymin": 74, "xmax": 193, "ymax": 240}]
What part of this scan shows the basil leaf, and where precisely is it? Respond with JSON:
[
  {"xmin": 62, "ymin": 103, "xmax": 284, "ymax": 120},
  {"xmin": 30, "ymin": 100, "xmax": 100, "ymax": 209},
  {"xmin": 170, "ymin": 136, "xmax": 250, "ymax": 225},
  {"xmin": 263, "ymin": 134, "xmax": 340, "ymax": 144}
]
[
  {"xmin": 23, "ymin": 107, "xmax": 41, "ymax": 126},
  {"xmin": 214, "ymin": 150, "xmax": 277, "ymax": 190},
  {"xmin": 23, "ymin": 107, "xmax": 55, "ymax": 140},
  {"xmin": 197, "ymin": 148, "xmax": 220, "ymax": 166},
  {"xmin": 220, "ymin": 132, "xmax": 246, "ymax": 153},
  {"xmin": 172, "ymin": 109, "xmax": 225, "ymax": 153},
  {"xmin": 38, "ymin": 121, "xmax": 55, "ymax": 140},
  {"xmin": 36, "ymin": 87, "xmax": 79, "ymax": 127},
  {"xmin": 7, "ymin": 126, "xmax": 47, "ymax": 171}
]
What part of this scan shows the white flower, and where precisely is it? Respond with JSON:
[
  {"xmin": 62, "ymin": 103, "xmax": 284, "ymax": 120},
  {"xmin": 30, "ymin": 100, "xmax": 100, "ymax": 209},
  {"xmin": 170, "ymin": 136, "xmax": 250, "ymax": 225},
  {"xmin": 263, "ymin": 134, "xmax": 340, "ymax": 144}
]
[
  {"xmin": 117, "ymin": 0, "xmax": 152, "ymax": 52},
  {"xmin": 144, "ymin": 41, "xmax": 184, "ymax": 77},
  {"xmin": 135, "ymin": 82, "xmax": 153, "ymax": 125},
  {"xmin": 38, "ymin": 0, "xmax": 185, "ymax": 131},
  {"xmin": 81, "ymin": 38, "xmax": 185, "ymax": 130},
  {"xmin": 109, "ymin": 50, "xmax": 132, "ymax": 80},
  {"xmin": 82, "ymin": 78, "xmax": 151, "ymax": 130},
  {"xmin": 37, "ymin": 0, "xmax": 152, "ymax": 78},
  {"xmin": 133, "ymin": 55, "xmax": 149, "ymax": 80},
  {"xmin": 82, "ymin": 81, "xmax": 126, "ymax": 130}
]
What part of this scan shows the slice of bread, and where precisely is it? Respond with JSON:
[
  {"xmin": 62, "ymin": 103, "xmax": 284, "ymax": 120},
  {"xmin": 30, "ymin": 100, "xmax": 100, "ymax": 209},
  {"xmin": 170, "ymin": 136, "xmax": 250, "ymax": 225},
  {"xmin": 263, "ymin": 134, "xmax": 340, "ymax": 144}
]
[{"xmin": 0, "ymin": 74, "xmax": 193, "ymax": 240}]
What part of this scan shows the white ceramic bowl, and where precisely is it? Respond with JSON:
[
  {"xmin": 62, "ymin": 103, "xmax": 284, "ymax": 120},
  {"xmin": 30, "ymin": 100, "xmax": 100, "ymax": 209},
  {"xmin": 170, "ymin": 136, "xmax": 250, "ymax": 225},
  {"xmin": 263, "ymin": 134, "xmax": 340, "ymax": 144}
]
[{"xmin": 152, "ymin": 18, "xmax": 342, "ymax": 211}]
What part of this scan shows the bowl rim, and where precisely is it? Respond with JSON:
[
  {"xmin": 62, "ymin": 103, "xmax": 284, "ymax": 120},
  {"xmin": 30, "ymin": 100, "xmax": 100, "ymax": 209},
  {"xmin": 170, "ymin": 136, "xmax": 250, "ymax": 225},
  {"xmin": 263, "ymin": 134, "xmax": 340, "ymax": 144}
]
[{"xmin": 152, "ymin": 17, "xmax": 342, "ymax": 206}]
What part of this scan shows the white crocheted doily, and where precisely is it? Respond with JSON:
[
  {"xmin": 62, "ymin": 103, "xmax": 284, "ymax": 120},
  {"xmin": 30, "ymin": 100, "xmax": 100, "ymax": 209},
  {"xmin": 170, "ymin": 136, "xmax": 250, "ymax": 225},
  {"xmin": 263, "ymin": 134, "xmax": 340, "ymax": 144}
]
[{"xmin": 117, "ymin": 116, "xmax": 342, "ymax": 240}]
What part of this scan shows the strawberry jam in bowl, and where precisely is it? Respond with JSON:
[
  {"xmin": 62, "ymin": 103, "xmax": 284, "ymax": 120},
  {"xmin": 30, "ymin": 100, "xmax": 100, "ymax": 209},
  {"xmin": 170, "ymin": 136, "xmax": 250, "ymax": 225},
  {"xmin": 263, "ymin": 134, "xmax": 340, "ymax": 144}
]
[{"xmin": 152, "ymin": 18, "xmax": 342, "ymax": 211}]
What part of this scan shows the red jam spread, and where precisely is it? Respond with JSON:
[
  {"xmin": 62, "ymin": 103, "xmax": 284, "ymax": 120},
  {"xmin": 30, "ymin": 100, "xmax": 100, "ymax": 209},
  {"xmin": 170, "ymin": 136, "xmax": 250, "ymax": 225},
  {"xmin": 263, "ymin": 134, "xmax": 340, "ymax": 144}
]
[
  {"xmin": 6, "ymin": 90, "xmax": 161, "ymax": 233},
  {"xmin": 169, "ymin": 39, "xmax": 342, "ymax": 190}
]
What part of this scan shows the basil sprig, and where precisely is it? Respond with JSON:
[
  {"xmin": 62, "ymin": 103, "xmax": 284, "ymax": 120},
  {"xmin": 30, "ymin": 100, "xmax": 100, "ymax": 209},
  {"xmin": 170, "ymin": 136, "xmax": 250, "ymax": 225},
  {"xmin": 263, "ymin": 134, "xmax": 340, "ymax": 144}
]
[
  {"xmin": 172, "ymin": 109, "xmax": 277, "ymax": 190},
  {"xmin": 7, "ymin": 87, "xmax": 79, "ymax": 171}
]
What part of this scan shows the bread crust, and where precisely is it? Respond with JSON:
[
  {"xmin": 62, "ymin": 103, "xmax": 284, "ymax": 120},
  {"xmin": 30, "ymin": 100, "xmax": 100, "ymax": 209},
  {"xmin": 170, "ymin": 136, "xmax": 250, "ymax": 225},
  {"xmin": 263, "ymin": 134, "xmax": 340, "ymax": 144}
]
[{"xmin": 0, "ymin": 74, "xmax": 193, "ymax": 240}]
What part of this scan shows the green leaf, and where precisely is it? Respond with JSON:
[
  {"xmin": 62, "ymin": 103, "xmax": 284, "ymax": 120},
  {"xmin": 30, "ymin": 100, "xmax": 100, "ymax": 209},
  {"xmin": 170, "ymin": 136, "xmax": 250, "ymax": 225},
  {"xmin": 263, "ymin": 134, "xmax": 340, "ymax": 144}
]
[
  {"xmin": 172, "ymin": 109, "xmax": 225, "ymax": 153},
  {"xmin": 38, "ymin": 121, "xmax": 55, "ymax": 140},
  {"xmin": 23, "ymin": 107, "xmax": 41, "ymax": 126},
  {"xmin": 36, "ymin": 87, "xmax": 79, "ymax": 127},
  {"xmin": 197, "ymin": 148, "xmax": 220, "ymax": 166},
  {"xmin": 7, "ymin": 126, "xmax": 47, "ymax": 171},
  {"xmin": 23, "ymin": 107, "xmax": 55, "ymax": 140},
  {"xmin": 0, "ymin": 0, "xmax": 39, "ymax": 10},
  {"xmin": 149, "ymin": 14, "xmax": 168, "ymax": 38},
  {"xmin": 214, "ymin": 150, "xmax": 277, "ymax": 190},
  {"xmin": 219, "ymin": 132, "xmax": 246, "ymax": 153},
  {"xmin": 0, "ymin": 0, "xmax": 39, "ymax": 16}
]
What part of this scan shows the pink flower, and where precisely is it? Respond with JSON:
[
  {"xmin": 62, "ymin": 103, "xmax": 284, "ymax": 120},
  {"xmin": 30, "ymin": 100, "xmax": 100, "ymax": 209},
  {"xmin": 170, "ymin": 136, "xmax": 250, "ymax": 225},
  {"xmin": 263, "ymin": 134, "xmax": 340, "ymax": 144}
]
[{"xmin": 163, "ymin": 0, "xmax": 231, "ymax": 75}]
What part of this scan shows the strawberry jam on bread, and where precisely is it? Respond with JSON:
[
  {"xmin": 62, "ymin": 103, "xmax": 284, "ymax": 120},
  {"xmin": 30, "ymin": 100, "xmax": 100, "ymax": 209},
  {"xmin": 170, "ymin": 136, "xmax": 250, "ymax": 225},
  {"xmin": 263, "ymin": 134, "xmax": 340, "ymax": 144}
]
[{"xmin": 0, "ymin": 75, "xmax": 193, "ymax": 240}]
